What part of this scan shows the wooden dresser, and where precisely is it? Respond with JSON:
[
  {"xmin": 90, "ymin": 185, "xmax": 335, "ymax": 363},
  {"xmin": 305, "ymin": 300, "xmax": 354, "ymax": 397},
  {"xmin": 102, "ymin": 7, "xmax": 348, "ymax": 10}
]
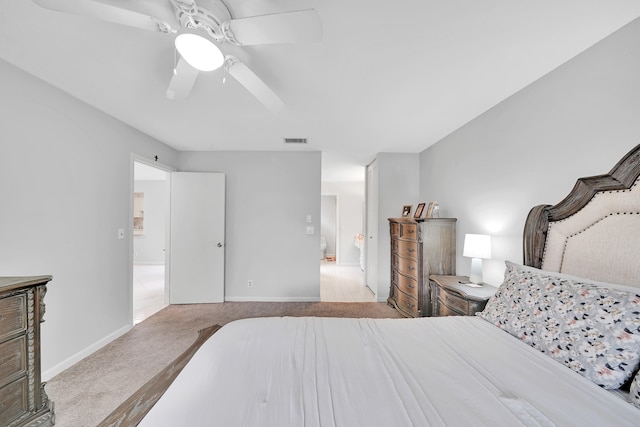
[
  {"xmin": 387, "ymin": 218, "xmax": 456, "ymax": 317},
  {"xmin": 0, "ymin": 276, "xmax": 54, "ymax": 427}
]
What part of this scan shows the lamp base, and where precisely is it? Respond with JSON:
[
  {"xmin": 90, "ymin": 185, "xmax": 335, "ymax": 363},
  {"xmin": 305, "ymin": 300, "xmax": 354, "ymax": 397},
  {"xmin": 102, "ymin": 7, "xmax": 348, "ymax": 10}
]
[{"xmin": 469, "ymin": 258, "xmax": 483, "ymax": 284}]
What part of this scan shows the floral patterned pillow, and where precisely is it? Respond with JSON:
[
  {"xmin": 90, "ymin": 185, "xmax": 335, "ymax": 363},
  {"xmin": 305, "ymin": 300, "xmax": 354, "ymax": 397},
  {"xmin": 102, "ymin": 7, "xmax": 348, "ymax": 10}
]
[
  {"xmin": 630, "ymin": 372, "xmax": 640, "ymax": 409},
  {"xmin": 478, "ymin": 261, "xmax": 640, "ymax": 389}
]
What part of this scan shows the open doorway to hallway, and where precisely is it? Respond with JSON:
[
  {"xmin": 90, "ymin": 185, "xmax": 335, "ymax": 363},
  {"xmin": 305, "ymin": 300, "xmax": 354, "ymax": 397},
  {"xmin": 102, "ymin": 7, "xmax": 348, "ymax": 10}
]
[
  {"xmin": 320, "ymin": 180, "xmax": 370, "ymax": 302},
  {"xmin": 133, "ymin": 161, "xmax": 169, "ymax": 324}
]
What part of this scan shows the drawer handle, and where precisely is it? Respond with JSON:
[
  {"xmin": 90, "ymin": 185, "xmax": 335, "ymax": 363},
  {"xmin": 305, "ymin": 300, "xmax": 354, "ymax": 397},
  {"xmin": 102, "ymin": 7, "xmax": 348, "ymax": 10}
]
[
  {"xmin": 407, "ymin": 229, "xmax": 415, "ymax": 234},
  {"xmin": 407, "ymin": 248, "xmax": 415, "ymax": 253},
  {"xmin": 405, "ymin": 302, "xmax": 414, "ymax": 308},
  {"xmin": 408, "ymin": 266, "xmax": 415, "ymax": 271},
  {"xmin": 407, "ymin": 283, "xmax": 414, "ymax": 289}
]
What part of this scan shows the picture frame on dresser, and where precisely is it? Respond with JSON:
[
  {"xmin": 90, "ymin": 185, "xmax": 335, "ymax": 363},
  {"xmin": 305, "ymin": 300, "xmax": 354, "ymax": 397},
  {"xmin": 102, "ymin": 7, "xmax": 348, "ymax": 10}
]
[
  {"xmin": 401, "ymin": 205, "xmax": 412, "ymax": 217},
  {"xmin": 414, "ymin": 203, "xmax": 426, "ymax": 219}
]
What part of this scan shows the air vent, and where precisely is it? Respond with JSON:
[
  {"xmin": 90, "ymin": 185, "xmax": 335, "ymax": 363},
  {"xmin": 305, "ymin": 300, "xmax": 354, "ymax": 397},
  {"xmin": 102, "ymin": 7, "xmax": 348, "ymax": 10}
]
[{"xmin": 284, "ymin": 138, "xmax": 308, "ymax": 144}]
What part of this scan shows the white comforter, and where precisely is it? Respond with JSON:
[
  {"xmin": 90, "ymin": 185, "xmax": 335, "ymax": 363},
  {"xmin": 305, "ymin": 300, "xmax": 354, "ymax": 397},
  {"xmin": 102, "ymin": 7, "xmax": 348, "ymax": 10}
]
[{"xmin": 140, "ymin": 316, "xmax": 639, "ymax": 426}]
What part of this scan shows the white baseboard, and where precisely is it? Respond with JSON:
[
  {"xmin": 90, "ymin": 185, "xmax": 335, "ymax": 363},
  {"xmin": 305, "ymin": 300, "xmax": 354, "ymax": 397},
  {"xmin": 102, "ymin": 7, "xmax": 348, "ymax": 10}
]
[
  {"xmin": 42, "ymin": 324, "xmax": 132, "ymax": 381},
  {"xmin": 225, "ymin": 296, "xmax": 321, "ymax": 302}
]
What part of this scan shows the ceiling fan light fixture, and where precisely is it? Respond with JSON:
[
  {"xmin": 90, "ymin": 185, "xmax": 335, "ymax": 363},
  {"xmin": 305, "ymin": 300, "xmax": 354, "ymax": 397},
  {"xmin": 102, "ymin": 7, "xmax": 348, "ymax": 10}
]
[{"xmin": 175, "ymin": 29, "xmax": 224, "ymax": 72}]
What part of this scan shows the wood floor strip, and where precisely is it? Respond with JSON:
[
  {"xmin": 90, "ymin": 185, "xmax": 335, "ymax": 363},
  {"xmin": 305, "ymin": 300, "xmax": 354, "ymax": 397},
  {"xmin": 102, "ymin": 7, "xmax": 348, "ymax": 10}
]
[{"xmin": 97, "ymin": 324, "xmax": 222, "ymax": 427}]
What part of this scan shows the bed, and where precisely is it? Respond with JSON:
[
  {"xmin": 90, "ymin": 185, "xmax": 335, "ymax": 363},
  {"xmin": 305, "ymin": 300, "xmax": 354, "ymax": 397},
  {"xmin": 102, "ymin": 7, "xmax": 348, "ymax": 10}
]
[{"xmin": 102, "ymin": 144, "xmax": 640, "ymax": 426}]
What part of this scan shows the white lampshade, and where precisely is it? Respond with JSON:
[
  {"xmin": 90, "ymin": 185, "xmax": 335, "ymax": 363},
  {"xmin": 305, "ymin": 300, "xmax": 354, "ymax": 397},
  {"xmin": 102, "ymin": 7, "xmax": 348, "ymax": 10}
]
[
  {"xmin": 463, "ymin": 234, "xmax": 491, "ymax": 284},
  {"xmin": 175, "ymin": 29, "xmax": 224, "ymax": 72},
  {"xmin": 463, "ymin": 234, "xmax": 492, "ymax": 259}
]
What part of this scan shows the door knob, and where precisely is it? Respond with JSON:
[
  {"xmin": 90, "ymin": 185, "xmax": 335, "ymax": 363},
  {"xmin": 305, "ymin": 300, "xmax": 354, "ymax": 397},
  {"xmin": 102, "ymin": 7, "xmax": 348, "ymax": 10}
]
[{"xmin": 217, "ymin": 242, "xmax": 223, "ymax": 247}]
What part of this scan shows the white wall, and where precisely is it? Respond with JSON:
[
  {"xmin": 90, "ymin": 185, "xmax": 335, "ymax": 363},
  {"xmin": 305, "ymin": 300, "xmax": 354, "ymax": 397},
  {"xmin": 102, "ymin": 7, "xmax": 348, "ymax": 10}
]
[
  {"xmin": 0, "ymin": 59, "xmax": 178, "ymax": 376},
  {"xmin": 133, "ymin": 180, "xmax": 167, "ymax": 264},
  {"xmin": 420, "ymin": 17, "xmax": 640, "ymax": 286},
  {"xmin": 322, "ymin": 182, "xmax": 365, "ymax": 265},
  {"xmin": 372, "ymin": 154, "xmax": 420, "ymax": 300},
  {"xmin": 178, "ymin": 151, "xmax": 321, "ymax": 301}
]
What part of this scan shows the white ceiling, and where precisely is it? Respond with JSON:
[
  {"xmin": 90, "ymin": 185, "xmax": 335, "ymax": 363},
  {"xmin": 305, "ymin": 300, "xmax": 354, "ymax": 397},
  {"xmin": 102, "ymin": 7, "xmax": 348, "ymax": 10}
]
[{"xmin": 2, "ymin": 1, "xmax": 640, "ymax": 182}]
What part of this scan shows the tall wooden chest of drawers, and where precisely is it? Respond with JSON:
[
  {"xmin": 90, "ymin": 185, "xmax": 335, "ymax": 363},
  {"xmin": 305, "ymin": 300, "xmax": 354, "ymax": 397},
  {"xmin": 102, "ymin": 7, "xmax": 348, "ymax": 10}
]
[
  {"xmin": 387, "ymin": 218, "xmax": 456, "ymax": 317},
  {"xmin": 0, "ymin": 276, "xmax": 54, "ymax": 427}
]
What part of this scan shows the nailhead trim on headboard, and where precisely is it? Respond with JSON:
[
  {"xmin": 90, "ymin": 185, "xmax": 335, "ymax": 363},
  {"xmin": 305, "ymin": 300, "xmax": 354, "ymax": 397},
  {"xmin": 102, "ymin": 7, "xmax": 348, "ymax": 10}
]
[{"xmin": 554, "ymin": 211, "xmax": 640, "ymax": 272}]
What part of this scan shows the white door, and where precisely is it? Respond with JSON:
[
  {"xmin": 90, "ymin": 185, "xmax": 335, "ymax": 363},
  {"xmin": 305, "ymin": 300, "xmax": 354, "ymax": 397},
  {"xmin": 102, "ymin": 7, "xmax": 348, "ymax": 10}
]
[
  {"xmin": 169, "ymin": 172, "xmax": 225, "ymax": 303},
  {"xmin": 365, "ymin": 160, "xmax": 378, "ymax": 298}
]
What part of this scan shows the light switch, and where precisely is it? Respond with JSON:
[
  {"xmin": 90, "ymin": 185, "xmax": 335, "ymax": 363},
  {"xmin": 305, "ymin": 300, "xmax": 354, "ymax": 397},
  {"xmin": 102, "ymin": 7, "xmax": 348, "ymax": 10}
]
[
  {"xmin": 305, "ymin": 225, "xmax": 314, "ymax": 235},
  {"xmin": 117, "ymin": 229, "xmax": 125, "ymax": 239}
]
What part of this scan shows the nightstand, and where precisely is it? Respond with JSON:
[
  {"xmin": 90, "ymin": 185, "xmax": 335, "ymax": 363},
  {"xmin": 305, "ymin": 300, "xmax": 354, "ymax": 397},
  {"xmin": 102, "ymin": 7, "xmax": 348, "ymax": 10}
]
[{"xmin": 429, "ymin": 275, "xmax": 497, "ymax": 317}]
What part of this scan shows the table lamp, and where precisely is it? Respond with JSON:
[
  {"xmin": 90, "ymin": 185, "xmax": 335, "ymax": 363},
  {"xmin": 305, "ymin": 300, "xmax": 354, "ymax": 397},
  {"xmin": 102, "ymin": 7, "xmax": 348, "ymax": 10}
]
[{"xmin": 463, "ymin": 234, "xmax": 491, "ymax": 284}]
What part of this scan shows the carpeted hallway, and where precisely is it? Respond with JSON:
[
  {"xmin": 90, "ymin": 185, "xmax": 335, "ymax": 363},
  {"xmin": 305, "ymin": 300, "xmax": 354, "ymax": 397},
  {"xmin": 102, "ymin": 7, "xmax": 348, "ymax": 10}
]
[{"xmin": 46, "ymin": 302, "xmax": 403, "ymax": 426}]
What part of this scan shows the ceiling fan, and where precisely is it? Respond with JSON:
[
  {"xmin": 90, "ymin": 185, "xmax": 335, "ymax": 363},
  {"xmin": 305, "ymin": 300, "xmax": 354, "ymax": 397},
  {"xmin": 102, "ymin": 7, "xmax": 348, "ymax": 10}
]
[{"xmin": 32, "ymin": 0, "xmax": 323, "ymax": 113}]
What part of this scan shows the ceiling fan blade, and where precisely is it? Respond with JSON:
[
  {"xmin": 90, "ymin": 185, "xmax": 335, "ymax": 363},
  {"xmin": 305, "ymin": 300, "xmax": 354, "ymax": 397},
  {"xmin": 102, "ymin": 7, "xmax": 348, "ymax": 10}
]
[
  {"xmin": 166, "ymin": 57, "xmax": 199, "ymax": 101},
  {"xmin": 222, "ymin": 9, "xmax": 322, "ymax": 45},
  {"xmin": 32, "ymin": 0, "xmax": 173, "ymax": 33},
  {"xmin": 225, "ymin": 56, "xmax": 284, "ymax": 113}
]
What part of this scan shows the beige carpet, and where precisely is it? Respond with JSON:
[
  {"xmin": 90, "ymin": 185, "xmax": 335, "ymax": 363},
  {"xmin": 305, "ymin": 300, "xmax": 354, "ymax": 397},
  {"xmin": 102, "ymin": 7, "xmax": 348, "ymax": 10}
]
[{"xmin": 46, "ymin": 302, "xmax": 403, "ymax": 426}]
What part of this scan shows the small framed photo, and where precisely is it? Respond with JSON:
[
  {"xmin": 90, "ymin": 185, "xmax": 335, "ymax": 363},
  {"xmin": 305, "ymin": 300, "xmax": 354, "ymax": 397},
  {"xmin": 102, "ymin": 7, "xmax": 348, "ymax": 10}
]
[
  {"xmin": 401, "ymin": 205, "xmax": 412, "ymax": 217},
  {"xmin": 414, "ymin": 203, "xmax": 426, "ymax": 219},
  {"xmin": 425, "ymin": 201, "xmax": 440, "ymax": 218}
]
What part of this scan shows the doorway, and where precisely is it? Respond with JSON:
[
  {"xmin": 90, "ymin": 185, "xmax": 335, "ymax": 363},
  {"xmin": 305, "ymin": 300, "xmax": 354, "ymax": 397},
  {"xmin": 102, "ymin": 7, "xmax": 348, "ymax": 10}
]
[
  {"xmin": 133, "ymin": 161, "xmax": 170, "ymax": 324},
  {"xmin": 319, "ymin": 183, "xmax": 373, "ymax": 302}
]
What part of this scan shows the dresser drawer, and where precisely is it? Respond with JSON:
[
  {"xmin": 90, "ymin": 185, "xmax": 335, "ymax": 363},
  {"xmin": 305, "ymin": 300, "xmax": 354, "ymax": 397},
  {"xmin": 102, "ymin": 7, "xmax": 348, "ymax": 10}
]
[
  {"xmin": 395, "ymin": 272, "xmax": 418, "ymax": 298},
  {"xmin": 395, "ymin": 287, "xmax": 419, "ymax": 317},
  {"xmin": 397, "ymin": 256, "xmax": 418, "ymax": 278},
  {"xmin": 396, "ymin": 240, "xmax": 418, "ymax": 260},
  {"xmin": 390, "ymin": 222, "xmax": 400, "ymax": 237},
  {"xmin": 439, "ymin": 290, "xmax": 469, "ymax": 315},
  {"xmin": 0, "ymin": 336, "xmax": 26, "ymax": 387},
  {"xmin": 399, "ymin": 223, "xmax": 418, "ymax": 240},
  {"xmin": 0, "ymin": 294, "xmax": 26, "ymax": 340},
  {"xmin": 437, "ymin": 302, "xmax": 465, "ymax": 317},
  {"xmin": 0, "ymin": 377, "xmax": 28, "ymax": 426}
]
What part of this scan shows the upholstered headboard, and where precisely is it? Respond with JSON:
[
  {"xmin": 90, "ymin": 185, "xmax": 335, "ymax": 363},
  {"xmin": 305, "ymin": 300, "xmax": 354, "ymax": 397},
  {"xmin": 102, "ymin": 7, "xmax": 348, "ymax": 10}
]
[{"xmin": 523, "ymin": 144, "xmax": 640, "ymax": 287}]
